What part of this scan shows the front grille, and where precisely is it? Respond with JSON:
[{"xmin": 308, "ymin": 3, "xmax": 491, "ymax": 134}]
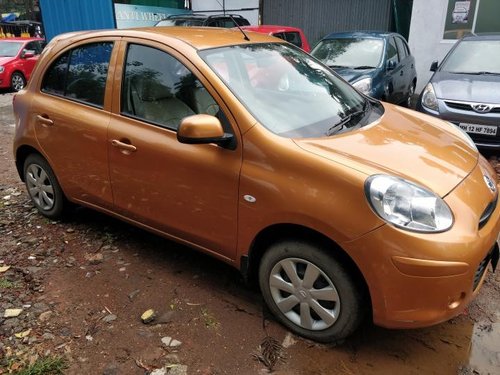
[
  {"xmin": 473, "ymin": 250, "xmax": 492, "ymax": 290},
  {"xmin": 479, "ymin": 196, "xmax": 498, "ymax": 229},
  {"xmin": 445, "ymin": 101, "xmax": 472, "ymax": 111},
  {"xmin": 444, "ymin": 100, "xmax": 500, "ymax": 113}
]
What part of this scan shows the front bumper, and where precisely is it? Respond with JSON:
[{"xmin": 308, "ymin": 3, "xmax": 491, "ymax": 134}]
[{"xmin": 342, "ymin": 160, "xmax": 500, "ymax": 329}]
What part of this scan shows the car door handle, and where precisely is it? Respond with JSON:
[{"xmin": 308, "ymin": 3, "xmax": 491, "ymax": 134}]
[
  {"xmin": 400, "ymin": 70, "xmax": 404, "ymax": 76},
  {"xmin": 111, "ymin": 139, "xmax": 137, "ymax": 153},
  {"xmin": 36, "ymin": 115, "xmax": 54, "ymax": 127}
]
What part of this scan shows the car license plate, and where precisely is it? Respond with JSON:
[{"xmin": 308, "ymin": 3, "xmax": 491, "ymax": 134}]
[{"xmin": 458, "ymin": 123, "xmax": 497, "ymax": 136}]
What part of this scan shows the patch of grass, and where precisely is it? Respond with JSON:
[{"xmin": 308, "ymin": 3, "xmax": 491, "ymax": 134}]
[
  {"xmin": 17, "ymin": 356, "xmax": 67, "ymax": 375},
  {"xmin": 200, "ymin": 308, "xmax": 220, "ymax": 329},
  {"xmin": 0, "ymin": 278, "xmax": 15, "ymax": 289}
]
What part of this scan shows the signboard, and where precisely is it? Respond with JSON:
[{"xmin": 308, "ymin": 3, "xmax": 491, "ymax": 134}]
[
  {"xmin": 115, "ymin": 4, "xmax": 190, "ymax": 28},
  {"xmin": 443, "ymin": 0, "xmax": 477, "ymax": 39}
]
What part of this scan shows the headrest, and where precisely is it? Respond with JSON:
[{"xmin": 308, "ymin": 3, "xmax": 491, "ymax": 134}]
[{"xmin": 131, "ymin": 76, "xmax": 173, "ymax": 101}]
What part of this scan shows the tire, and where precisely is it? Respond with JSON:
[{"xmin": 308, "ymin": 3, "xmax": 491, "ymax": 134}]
[
  {"xmin": 23, "ymin": 154, "xmax": 66, "ymax": 219},
  {"xmin": 259, "ymin": 240, "xmax": 364, "ymax": 343},
  {"xmin": 11, "ymin": 72, "xmax": 26, "ymax": 92}
]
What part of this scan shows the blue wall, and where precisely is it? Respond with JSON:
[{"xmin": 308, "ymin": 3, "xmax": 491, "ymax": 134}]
[{"xmin": 40, "ymin": 0, "xmax": 116, "ymax": 41}]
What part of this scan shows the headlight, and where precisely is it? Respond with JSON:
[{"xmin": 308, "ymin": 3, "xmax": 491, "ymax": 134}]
[
  {"xmin": 352, "ymin": 77, "xmax": 372, "ymax": 95},
  {"xmin": 0, "ymin": 66, "xmax": 4, "ymax": 73},
  {"xmin": 421, "ymin": 82, "xmax": 438, "ymax": 112},
  {"xmin": 365, "ymin": 175, "xmax": 453, "ymax": 232}
]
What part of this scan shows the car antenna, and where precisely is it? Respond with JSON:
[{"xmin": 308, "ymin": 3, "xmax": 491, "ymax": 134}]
[
  {"xmin": 214, "ymin": 0, "xmax": 250, "ymax": 41},
  {"xmin": 232, "ymin": 15, "xmax": 250, "ymax": 41}
]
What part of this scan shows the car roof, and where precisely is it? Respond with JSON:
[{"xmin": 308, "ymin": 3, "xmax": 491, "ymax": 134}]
[
  {"xmin": 461, "ymin": 33, "xmax": 500, "ymax": 41},
  {"xmin": 52, "ymin": 27, "xmax": 279, "ymax": 50},
  {"xmin": 240, "ymin": 25, "xmax": 303, "ymax": 33}
]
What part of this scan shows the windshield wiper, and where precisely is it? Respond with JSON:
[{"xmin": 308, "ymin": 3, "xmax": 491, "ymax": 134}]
[
  {"xmin": 476, "ymin": 71, "xmax": 500, "ymax": 75},
  {"xmin": 326, "ymin": 109, "xmax": 365, "ymax": 136},
  {"xmin": 326, "ymin": 100, "xmax": 371, "ymax": 136},
  {"xmin": 328, "ymin": 64, "xmax": 350, "ymax": 69},
  {"xmin": 452, "ymin": 71, "xmax": 500, "ymax": 75},
  {"xmin": 353, "ymin": 65, "xmax": 376, "ymax": 70}
]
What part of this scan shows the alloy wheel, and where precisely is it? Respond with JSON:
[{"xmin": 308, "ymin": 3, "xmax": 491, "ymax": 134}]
[
  {"xmin": 11, "ymin": 73, "xmax": 26, "ymax": 91},
  {"xmin": 268, "ymin": 257, "xmax": 340, "ymax": 330},
  {"xmin": 26, "ymin": 164, "xmax": 55, "ymax": 211}
]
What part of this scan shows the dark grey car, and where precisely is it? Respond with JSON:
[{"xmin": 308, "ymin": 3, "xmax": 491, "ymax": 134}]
[
  {"xmin": 417, "ymin": 34, "xmax": 500, "ymax": 149},
  {"xmin": 311, "ymin": 31, "xmax": 417, "ymax": 107}
]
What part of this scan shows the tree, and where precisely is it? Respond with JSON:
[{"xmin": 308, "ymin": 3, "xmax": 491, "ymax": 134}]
[{"xmin": 0, "ymin": 0, "xmax": 36, "ymax": 20}]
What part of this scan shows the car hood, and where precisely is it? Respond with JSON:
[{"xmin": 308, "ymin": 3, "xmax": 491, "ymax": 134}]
[
  {"xmin": 294, "ymin": 103, "xmax": 478, "ymax": 197},
  {"xmin": 432, "ymin": 72, "xmax": 500, "ymax": 102},
  {"xmin": 332, "ymin": 67, "xmax": 376, "ymax": 83},
  {"xmin": 0, "ymin": 56, "xmax": 15, "ymax": 65}
]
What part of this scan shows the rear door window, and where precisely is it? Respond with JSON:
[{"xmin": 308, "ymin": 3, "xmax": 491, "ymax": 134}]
[
  {"xmin": 41, "ymin": 42, "xmax": 113, "ymax": 108},
  {"xmin": 395, "ymin": 37, "xmax": 408, "ymax": 60}
]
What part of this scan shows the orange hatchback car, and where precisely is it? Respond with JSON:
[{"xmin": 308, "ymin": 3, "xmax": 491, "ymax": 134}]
[{"xmin": 13, "ymin": 27, "xmax": 500, "ymax": 342}]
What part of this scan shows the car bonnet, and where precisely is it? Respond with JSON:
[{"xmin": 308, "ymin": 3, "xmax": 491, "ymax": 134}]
[
  {"xmin": 431, "ymin": 72, "xmax": 500, "ymax": 103},
  {"xmin": 294, "ymin": 103, "xmax": 478, "ymax": 197}
]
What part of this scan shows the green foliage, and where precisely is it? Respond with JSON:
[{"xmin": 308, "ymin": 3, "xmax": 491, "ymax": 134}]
[
  {"xmin": 200, "ymin": 308, "xmax": 220, "ymax": 329},
  {"xmin": 17, "ymin": 356, "xmax": 67, "ymax": 375},
  {"xmin": 0, "ymin": 278, "xmax": 15, "ymax": 289}
]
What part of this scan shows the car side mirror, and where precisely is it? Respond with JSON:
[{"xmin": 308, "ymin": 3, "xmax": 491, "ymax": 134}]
[
  {"xmin": 22, "ymin": 50, "xmax": 35, "ymax": 59},
  {"xmin": 177, "ymin": 114, "xmax": 234, "ymax": 149},
  {"xmin": 430, "ymin": 61, "xmax": 438, "ymax": 72},
  {"xmin": 386, "ymin": 60, "xmax": 397, "ymax": 71}
]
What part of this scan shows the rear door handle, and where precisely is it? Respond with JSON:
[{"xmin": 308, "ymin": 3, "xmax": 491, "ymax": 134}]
[
  {"xmin": 111, "ymin": 139, "xmax": 137, "ymax": 153},
  {"xmin": 36, "ymin": 114, "xmax": 54, "ymax": 127}
]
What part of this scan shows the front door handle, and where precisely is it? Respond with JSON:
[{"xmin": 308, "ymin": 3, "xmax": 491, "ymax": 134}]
[
  {"xmin": 36, "ymin": 114, "xmax": 54, "ymax": 127},
  {"xmin": 111, "ymin": 139, "xmax": 137, "ymax": 153}
]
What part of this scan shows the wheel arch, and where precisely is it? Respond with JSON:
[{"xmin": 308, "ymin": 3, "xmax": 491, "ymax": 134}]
[
  {"xmin": 242, "ymin": 223, "xmax": 371, "ymax": 308},
  {"xmin": 11, "ymin": 70, "xmax": 26, "ymax": 81},
  {"xmin": 15, "ymin": 145, "xmax": 41, "ymax": 181}
]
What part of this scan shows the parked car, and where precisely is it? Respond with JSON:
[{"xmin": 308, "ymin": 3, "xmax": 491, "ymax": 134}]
[
  {"xmin": 13, "ymin": 27, "xmax": 499, "ymax": 343},
  {"xmin": 311, "ymin": 31, "xmax": 417, "ymax": 106},
  {"xmin": 155, "ymin": 13, "xmax": 250, "ymax": 28},
  {"xmin": 239, "ymin": 25, "xmax": 311, "ymax": 52},
  {"xmin": 0, "ymin": 37, "xmax": 45, "ymax": 91},
  {"xmin": 417, "ymin": 34, "xmax": 500, "ymax": 150}
]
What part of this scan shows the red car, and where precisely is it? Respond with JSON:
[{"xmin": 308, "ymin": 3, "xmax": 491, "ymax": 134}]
[
  {"xmin": 0, "ymin": 37, "xmax": 45, "ymax": 91},
  {"xmin": 240, "ymin": 25, "xmax": 311, "ymax": 52}
]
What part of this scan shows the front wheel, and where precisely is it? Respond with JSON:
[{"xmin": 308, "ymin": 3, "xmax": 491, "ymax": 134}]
[
  {"xmin": 23, "ymin": 154, "xmax": 66, "ymax": 219},
  {"xmin": 11, "ymin": 72, "xmax": 26, "ymax": 92},
  {"xmin": 259, "ymin": 240, "xmax": 365, "ymax": 343}
]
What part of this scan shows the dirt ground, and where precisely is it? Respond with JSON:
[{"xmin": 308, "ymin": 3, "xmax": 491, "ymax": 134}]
[{"xmin": 1, "ymin": 90, "xmax": 499, "ymax": 375}]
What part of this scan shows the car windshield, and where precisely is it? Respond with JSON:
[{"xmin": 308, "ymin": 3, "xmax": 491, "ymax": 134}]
[
  {"xmin": 200, "ymin": 43, "xmax": 373, "ymax": 138},
  {"xmin": 440, "ymin": 40, "xmax": 500, "ymax": 74},
  {"xmin": 311, "ymin": 38, "xmax": 384, "ymax": 69},
  {"xmin": 156, "ymin": 18, "xmax": 205, "ymax": 26},
  {"xmin": 0, "ymin": 41, "xmax": 23, "ymax": 57}
]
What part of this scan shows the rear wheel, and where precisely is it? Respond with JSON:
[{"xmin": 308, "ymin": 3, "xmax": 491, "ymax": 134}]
[
  {"xmin": 259, "ymin": 240, "xmax": 364, "ymax": 342},
  {"xmin": 11, "ymin": 72, "xmax": 26, "ymax": 92},
  {"xmin": 23, "ymin": 154, "xmax": 66, "ymax": 219}
]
